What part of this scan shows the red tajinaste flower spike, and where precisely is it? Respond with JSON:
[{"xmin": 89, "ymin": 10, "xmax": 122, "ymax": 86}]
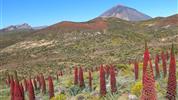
[
  {"xmin": 36, "ymin": 75, "xmax": 41, "ymax": 89},
  {"xmin": 74, "ymin": 67, "xmax": 78, "ymax": 85},
  {"xmin": 13, "ymin": 71, "xmax": 24, "ymax": 100},
  {"xmin": 88, "ymin": 71, "xmax": 92, "ymax": 91},
  {"xmin": 142, "ymin": 42, "xmax": 150, "ymax": 84},
  {"xmin": 28, "ymin": 79, "xmax": 35, "ymax": 100},
  {"xmin": 105, "ymin": 65, "xmax": 110, "ymax": 77},
  {"xmin": 141, "ymin": 59, "xmax": 157, "ymax": 100},
  {"xmin": 161, "ymin": 51, "xmax": 167, "ymax": 77},
  {"xmin": 110, "ymin": 65, "xmax": 117, "ymax": 93},
  {"xmin": 141, "ymin": 42, "xmax": 157, "ymax": 100},
  {"xmin": 40, "ymin": 74, "xmax": 46, "ymax": 94},
  {"xmin": 166, "ymin": 51, "xmax": 169, "ymax": 61},
  {"xmin": 20, "ymin": 83, "xmax": 25, "ymax": 99},
  {"xmin": 166, "ymin": 44, "xmax": 177, "ymax": 99},
  {"xmin": 60, "ymin": 71, "xmax": 63, "ymax": 76},
  {"xmin": 134, "ymin": 60, "xmax": 139, "ymax": 80},
  {"xmin": 33, "ymin": 78, "xmax": 37, "ymax": 90},
  {"xmin": 10, "ymin": 76, "xmax": 14, "ymax": 100},
  {"xmin": 155, "ymin": 54, "xmax": 160, "ymax": 78},
  {"xmin": 114, "ymin": 66, "xmax": 118, "ymax": 75},
  {"xmin": 24, "ymin": 78, "xmax": 28, "ymax": 91},
  {"xmin": 79, "ymin": 67, "xmax": 85, "ymax": 88},
  {"xmin": 14, "ymin": 81, "xmax": 24, "ymax": 100},
  {"xmin": 157, "ymin": 54, "xmax": 160, "ymax": 63},
  {"xmin": 48, "ymin": 76, "xmax": 55, "ymax": 99},
  {"xmin": 100, "ymin": 65, "xmax": 106, "ymax": 96}
]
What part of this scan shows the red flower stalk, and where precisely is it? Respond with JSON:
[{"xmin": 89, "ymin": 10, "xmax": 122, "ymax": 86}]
[
  {"xmin": 33, "ymin": 78, "xmax": 37, "ymax": 90},
  {"xmin": 60, "ymin": 71, "xmax": 63, "ymax": 76},
  {"xmin": 13, "ymin": 71, "xmax": 24, "ymax": 100},
  {"xmin": 100, "ymin": 65, "xmax": 106, "ymax": 96},
  {"xmin": 134, "ymin": 61, "xmax": 139, "ymax": 80},
  {"xmin": 157, "ymin": 54, "xmax": 160, "ymax": 63},
  {"xmin": 166, "ymin": 44, "xmax": 177, "ymax": 99},
  {"xmin": 155, "ymin": 54, "xmax": 160, "ymax": 78},
  {"xmin": 24, "ymin": 78, "xmax": 28, "ymax": 91},
  {"xmin": 14, "ymin": 81, "xmax": 24, "ymax": 100},
  {"xmin": 40, "ymin": 74, "xmax": 46, "ymax": 94},
  {"xmin": 141, "ymin": 42, "xmax": 157, "ymax": 100},
  {"xmin": 142, "ymin": 42, "xmax": 150, "ymax": 84},
  {"xmin": 28, "ymin": 79, "xmax": 35, "ymax": 100},
  {"xmin": 110, "ymin": 65, "xmax": 117, "ymax": 93},
  {"xmin": 36, "ymin": 75, "xmax": 41, "ymax": 89},
  {"xmin": 88, "ymin": 71, "xmax": 92, "ymax": 91},
  {"xmin": 114, "ymin": 67, "xmax": 118, "ymax": 75},
  {"xmin": 20, "ymin": 83, "xmax": 25, "ymax": 99},
  {"xmin": 105, "ymin": 65, "xmax": 110, "ymax": 77},
  {"xmin": 166, "ymin": 51, "xmax": 169, "ymax": 61},
  {"xmin": 79, "ymin": 67, "xmax": 85, "ymax": 88},
  {"xmin": 141, "ymin": 60, "xmax": 157, "ymax": 100},
  {"xmin": 74, "ymin": 67, "xmax": 78, "ymax": 85},
  {"xmin": 161, "ymin": 51, "xmax": 167, "ymax": 77},
  {"xmin": 48, "ymin": 76, "xmax": 55, "ymax": 99},
  {"xmin": 10, "ymin": 76, "xmax": 14, "ymax": 100}
]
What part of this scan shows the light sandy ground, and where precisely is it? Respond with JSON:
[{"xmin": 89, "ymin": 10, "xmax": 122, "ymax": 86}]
[{"xmin": 0, "ymin": 40, "xmax": 57, "ymax": 53}]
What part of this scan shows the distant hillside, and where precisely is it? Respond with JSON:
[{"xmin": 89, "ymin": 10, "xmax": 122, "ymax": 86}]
[
  {"xmin": 141, "ymin": 14, "xmax": 178, "ymax": 27},
  {"xmin": 0, "ymin": 14, "xmax": 177, "ymax": 73},
  {"xmin": 0, "ymin": 29, "xmax": 35, "ymax": 49}
]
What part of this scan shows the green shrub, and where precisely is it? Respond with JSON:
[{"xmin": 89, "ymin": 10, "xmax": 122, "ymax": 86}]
[
  {"xmin": 130, "ymin": 81, "xmax": 142, "ymax": 96},
  {"xmin": 51, "ymin": 93, "xmax": 66, "ymax": 100}
]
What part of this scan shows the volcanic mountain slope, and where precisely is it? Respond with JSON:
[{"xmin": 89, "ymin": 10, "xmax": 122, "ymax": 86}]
[
  {"xmin": 33, "ymin": 18, "xmax": 108, "ymax": 35},
  {"xmin": 0, "ymin": 14, "xmax": 177, "ymax": 77},
  {"xmin": 100, "ymin": 4, "xmax": 152, "ymax": 21}
]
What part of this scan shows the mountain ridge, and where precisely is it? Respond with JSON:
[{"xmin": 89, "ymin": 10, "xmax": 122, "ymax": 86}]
[
  {"xmin": 0, "ymin": 23, "xmax": 32, "ymax": 32},
  {"xmin": 0, "ymin": 23, "xmax": 47, "ymax": 32}
]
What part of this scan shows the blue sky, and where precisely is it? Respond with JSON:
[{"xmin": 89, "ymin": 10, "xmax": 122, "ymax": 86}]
[{"xmin": 0, "ymin": 0, "xmax": 177, "ymax": 29}]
